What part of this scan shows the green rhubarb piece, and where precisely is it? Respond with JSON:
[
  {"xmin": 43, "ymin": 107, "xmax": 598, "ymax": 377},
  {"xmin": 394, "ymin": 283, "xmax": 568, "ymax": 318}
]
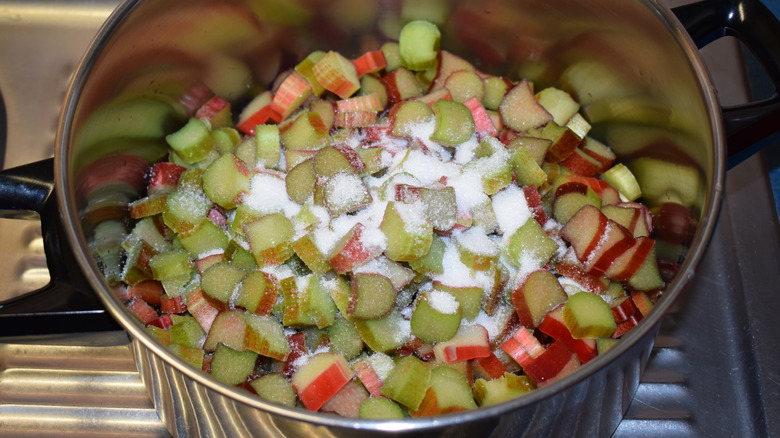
[
  {"xmin": 552, "ymin": 186, "xmax": 602, "ymax": 225},
  {"xmin": 226, "ymin": 240, "xmax": 258, "ymax": 272},
  {"xmin": 243, "ymin": 213, "xmax": 295, "ymax": 266},
  {"xmin": 174, "ymin": 167, "xmax": 203, "ymax": 191},
  {"xmin": 398, "ymin": 19, "xmax": 441, "ymax": 71},
  {"xmin": 203, "ymin": 310, "xmax": 249, "ymax": 352},
  {"xmin": 505, "ymin": 219, "xmax": 559, "ymax": 269},
  {"xmin": 482, "ymin": 76, "xmax": 511, "ymax": 110},
  {"xmin": 323, "ymin": 171, "xmax": 372, "ymax": 217},
  {"xmin": 380, "ymin": 355, "xmax": 432, "ymax": 411},
  {"xmin": 359, "ymin": 75, "xmax": 389, "ymax": 108},
  {"xmin": 510, "ymin": 147, "xmax": 547, "ymax": 188},
  {"xmin": 178, "ymin": 220, "xmax": 229, "ymax": 258},
  {"xmin": 326, "ymin": 275, "xmax": 354, "ymax": 320},
  {"xmin": 627, "ymin": 245, "xmax": 664, "ymax": 291},
  {"xmin": 233, "ymin": 270, "xmax": 271, "ymax": 314},
  {"xmin": 354, "ymin": 309, "xmax": 408, "ymax": 353},
  {"xmin": 166, "ymin": 117, "xmax": 214, "ymax": 164},
  {"xmin": 313, "ymin": 145, "xmax": 357, "ymax": 177},
  {"xmin": 244, "ymin": 313, "xmax": 291, "ymax": 361},
  {"xmin": 327, "ymin": 316, "xmax": 365, "ymax": 361},
  {"xmin": 210, "ymin": 342, "xmax": 258, "ymax": 386},
  {"xmin": 149, "ymin": 249, "xmax": 193, "ymax": 281},
  {"xmin": 200, "ymin": 262, "xmax": 246, "ymax": 303},
  {"xmin": 281, "ymin": 111, "xmax": 327, "ymax": 150},
  {"xmin": 292, "ymin": 234, "xmax": 331, "ymax": 275},
  {"xmin": 445, "ymin": 70, "xmax": 485, "ymax": 103},
  {"xmin": 602, "ymin": 163, "xmax": 641, "ymax": 201},
  {"xmin": 419, "ymin": 186, "xmax": 456, "ymax": 232},
  {"xmin": 170, "ymin": 317, "xmax": 206, "ymax": 349},
  {"xmin": 162, "ymin": 189, "xmax": 210, "ymax": 235},
  {"xmin": 431, "ymin": 99, "xmax": 475, "ymax": 146},
  {"xmin": 381, "ymin": 41, "xmax": 402, "ymax": 72},
  {"xmin": 295, "ymin": 51, "xmax": 327, "ymax": 97},
  {"xmin": 391, "ymin": 100, "xmax": 434, "ymax": 138},
  {"xmin": 254, "ymin": 124, "xmax": 281, "ymax": 168},
  {"xmin": 356, "ymin": 147, "xmax": 386, "ymax": 176},
  {"xmin": 456, "ymin": 227, "xmax": 499, "ymax": 271},
  {"xmin": 506, "ymin": 136, "xmax": 551, "ymax": 166},
  {"xmin": 349, "ymin": 273, "xmax": 397, "ymax": 320},
  {"xmin": 233, "ymin": 137, "xmax": 257, "ymax": 167},
  {"xmin": 167, "ymin": 343, "xmax": 204, "ymax": 370},
  {"xmin": 211, "ymin": 127, "xmax": 240, "ymax": 155},
  {"xmin": 410, "ymin": 290, "xmax": 462, "ymax": 343},
  {"xmin": 203, "ymin": 152, "xmax": 251, "ymax": 209},
  {"xmin": 473, "ymin": 373, "xmax": 533, "ymax": 407},
  {"xmin": 359, "ymin": 397, "xmax": 405, "ymax": 419},
  {"xmin": 408, "ymin": 233, "xmax": 445, "ymax": 275},
  {"xmin": 285, "ymin": 159, "xmax": 316, "ymax": 205},
  {"xmin": 563, "ymin": 292, "xmax": 617, "ymax": 339},
  {"xmin": 124, "ymin": 217, "xmax": 171, "ymax": 254},
  {"xmin": 250, "ymin": 373, "xmax": 297, "ymax": 407},
  {"xmin": 417, "ymin": 365, "xmax": 477, "ymax": 414},
  {"xmin": 282, "ymin": 275, "xmax": 337, "ymax": 329},
  {"xmin": 433, "ymin": 283, "xmax": 482, "ymax": 320},
  {"xmin": 597, "ymin": 337, "xmax": 620, "ymax": 355},
  {"xmin": 380, "ymin": 201, "xmax": 433, "ymax": 262}
]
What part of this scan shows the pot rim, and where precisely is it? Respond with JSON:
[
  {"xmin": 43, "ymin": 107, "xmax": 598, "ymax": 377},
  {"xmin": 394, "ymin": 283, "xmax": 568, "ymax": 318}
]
[{"xmin": 53, "ymin": 0, "xmax": 726, "ymax": 432}]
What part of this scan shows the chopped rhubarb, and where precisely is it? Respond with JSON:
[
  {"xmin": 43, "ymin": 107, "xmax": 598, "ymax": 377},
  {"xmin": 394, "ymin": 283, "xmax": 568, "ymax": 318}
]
[
  {"xmin": 354, "ymin": 50, "xmax": 388, "ymax": 77},
  {"xmin": 270, "ymin": 72, "xmax": 313, "ymax": 121},
  {"xmin": 433, "ymin": 324, "xmax": 491, "ymax": 363},
  {"xmin": 292, "ymin": 352, "xmax": 354, "ymax": 412}
]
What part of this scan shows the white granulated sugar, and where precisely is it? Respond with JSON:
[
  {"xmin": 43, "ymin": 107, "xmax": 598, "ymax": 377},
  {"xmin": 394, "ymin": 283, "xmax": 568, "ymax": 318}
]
[
  {"xmin": 453, "ymin": 135, "xmax": 481, "ymax": 165},
  {"xmin": 433, "ymin": 238, "xmax": 479, "ymax": 289},
  {"xmin": 427, "ymin": 290, "xmax": 460, "ymax": 314},
  {"xmin": 367, "ymin": 352, "xmax": 395, "ymax": 381},
  {"xmin": 557, "ymin": 276, "xmax": 588, "ymax": 297},
  {"xmin": 393, "ymin": 201, "xmax": 430, "ymax": 235},
  {"xmin": 395, "ymin": 316, "xmax": 411, "ymax": 344},
  {"xmin": 492, "ymin": 184, "xmax": 532, "ymax": 239},
  {"xmin": 360, "ymin": 226, "xmax": 388, "ymax": 252},
  {"xmin": 447, "ymin": 171, "xmax": 488, "ymax": 214},
  {"xmin": 407, "ymin": 119, "xmax": 453, "ymax": 161},
  {"xmin": 244, "ymin": 173, "xmax": 301, "ymax": 218},
  {"xmin": 354, "ymin": 257, "xmax": 389, "ymax": 277},
  {"xmin": 401, "ymin": 149, "xmax": 459, "ymax": 186},
  {"xmin": 457, "ymin": 226, "xmax": 498, "ymax": 256},
  {"xmin": 325, "ymin": 173, "xmax": 369, "ymax": 213},
  {"xmin": 197, "ymin": 248, "xmax": 225, "ymax": 260},
  {"xmin": 468, "ymin": 305, "xmax": 513, "ymax": 342}
]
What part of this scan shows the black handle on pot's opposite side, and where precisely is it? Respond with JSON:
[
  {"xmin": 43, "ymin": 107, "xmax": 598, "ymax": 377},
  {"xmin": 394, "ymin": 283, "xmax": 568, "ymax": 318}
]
[
  {"xmin": 672, "ymin": 0, "xmax": 780, "ymax": 168},
  {"xmin": 0, "ymin": 159, "xmax": 121, "ymax": 336}
]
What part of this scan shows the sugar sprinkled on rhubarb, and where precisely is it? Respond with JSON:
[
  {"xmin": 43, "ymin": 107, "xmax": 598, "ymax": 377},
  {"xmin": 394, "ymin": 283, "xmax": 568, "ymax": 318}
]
[
  {"xmin": 492, "ymin": 184, "xmax": 532, "ymax": 240},
  {"xmin": 244, "ymin": 173, "xmax": 301, "ymax": 218},
  {"xmin": 427, "ymin": 290, "xmax": 460, "ymax": 314}
]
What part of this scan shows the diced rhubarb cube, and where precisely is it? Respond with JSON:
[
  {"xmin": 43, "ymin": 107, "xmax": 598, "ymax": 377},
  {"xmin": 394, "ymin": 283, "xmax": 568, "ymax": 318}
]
[
  {"xmin": 354, "ymin": 50, "xmax": 388, "ymax": 77},
  {"xmin": 521, "ymin": 341, "xmax": 580, "ymax": 386},
  {"xmin": 464, "ymin": 96, "xmax": 498, "ymax": 139},
  {"xmin": 472, "ymin": 352, "xmax": 508, "ymax": 380},
  {"xmin": 127, "ymin": 298, "xmax": 159, "ymax": 325},
  {"xmin": 292, "ymin": 352, "xmax": 354, "ymax": 412},
  {"xmin": 433, "ymin": 324, "xmax": 492, "ymax": 363},
  {"xmin": 538, "ymin": 308, "xmax": 597, "ymax": 363}
]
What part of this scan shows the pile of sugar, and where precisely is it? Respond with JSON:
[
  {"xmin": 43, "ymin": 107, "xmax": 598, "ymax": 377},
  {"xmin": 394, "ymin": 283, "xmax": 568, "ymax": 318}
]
[{"xmin": 427, "ymin": 290, "xmax": 460, "ymax": 314}]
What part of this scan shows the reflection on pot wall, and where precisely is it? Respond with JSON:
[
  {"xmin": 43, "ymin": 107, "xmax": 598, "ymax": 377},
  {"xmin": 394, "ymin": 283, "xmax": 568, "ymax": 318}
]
[{"xmin": 60, "ymin": 0, "xmax": 719, "ymax": 436}]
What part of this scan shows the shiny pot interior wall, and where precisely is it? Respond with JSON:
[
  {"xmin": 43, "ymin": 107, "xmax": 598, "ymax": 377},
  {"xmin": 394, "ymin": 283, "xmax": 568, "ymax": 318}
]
[{"xmin": 55, "ymin": 0, "xmax": 722, "ymax": 436}]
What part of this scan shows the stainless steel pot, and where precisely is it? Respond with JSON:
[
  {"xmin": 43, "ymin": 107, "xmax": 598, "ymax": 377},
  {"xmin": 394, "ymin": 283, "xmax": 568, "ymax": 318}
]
[{"xmin": 1, "ymin": 0, "xmax": 778, "ymax": 436}]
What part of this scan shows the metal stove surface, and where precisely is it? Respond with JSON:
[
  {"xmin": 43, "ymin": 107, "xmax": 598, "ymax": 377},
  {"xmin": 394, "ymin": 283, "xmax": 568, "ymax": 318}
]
[{"xmin": 1, "ymin": 1, "xmax": 779, "ymax": 437}]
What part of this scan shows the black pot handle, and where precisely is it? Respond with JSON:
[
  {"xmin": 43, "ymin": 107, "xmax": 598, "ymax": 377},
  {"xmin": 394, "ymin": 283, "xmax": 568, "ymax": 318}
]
[
  {"xmin": 0, "ymin": 159, "xmax": 120, "ymax": 336},
  {"xmin": 672, "ymin": 0, "xmax": 780, "ymax": 168}
]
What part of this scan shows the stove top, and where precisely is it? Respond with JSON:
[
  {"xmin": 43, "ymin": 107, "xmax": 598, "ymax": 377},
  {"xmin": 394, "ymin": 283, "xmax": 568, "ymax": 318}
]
[{"xmin": 1, "ymin": 1, "xmax": 779, "ymax": 437}]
